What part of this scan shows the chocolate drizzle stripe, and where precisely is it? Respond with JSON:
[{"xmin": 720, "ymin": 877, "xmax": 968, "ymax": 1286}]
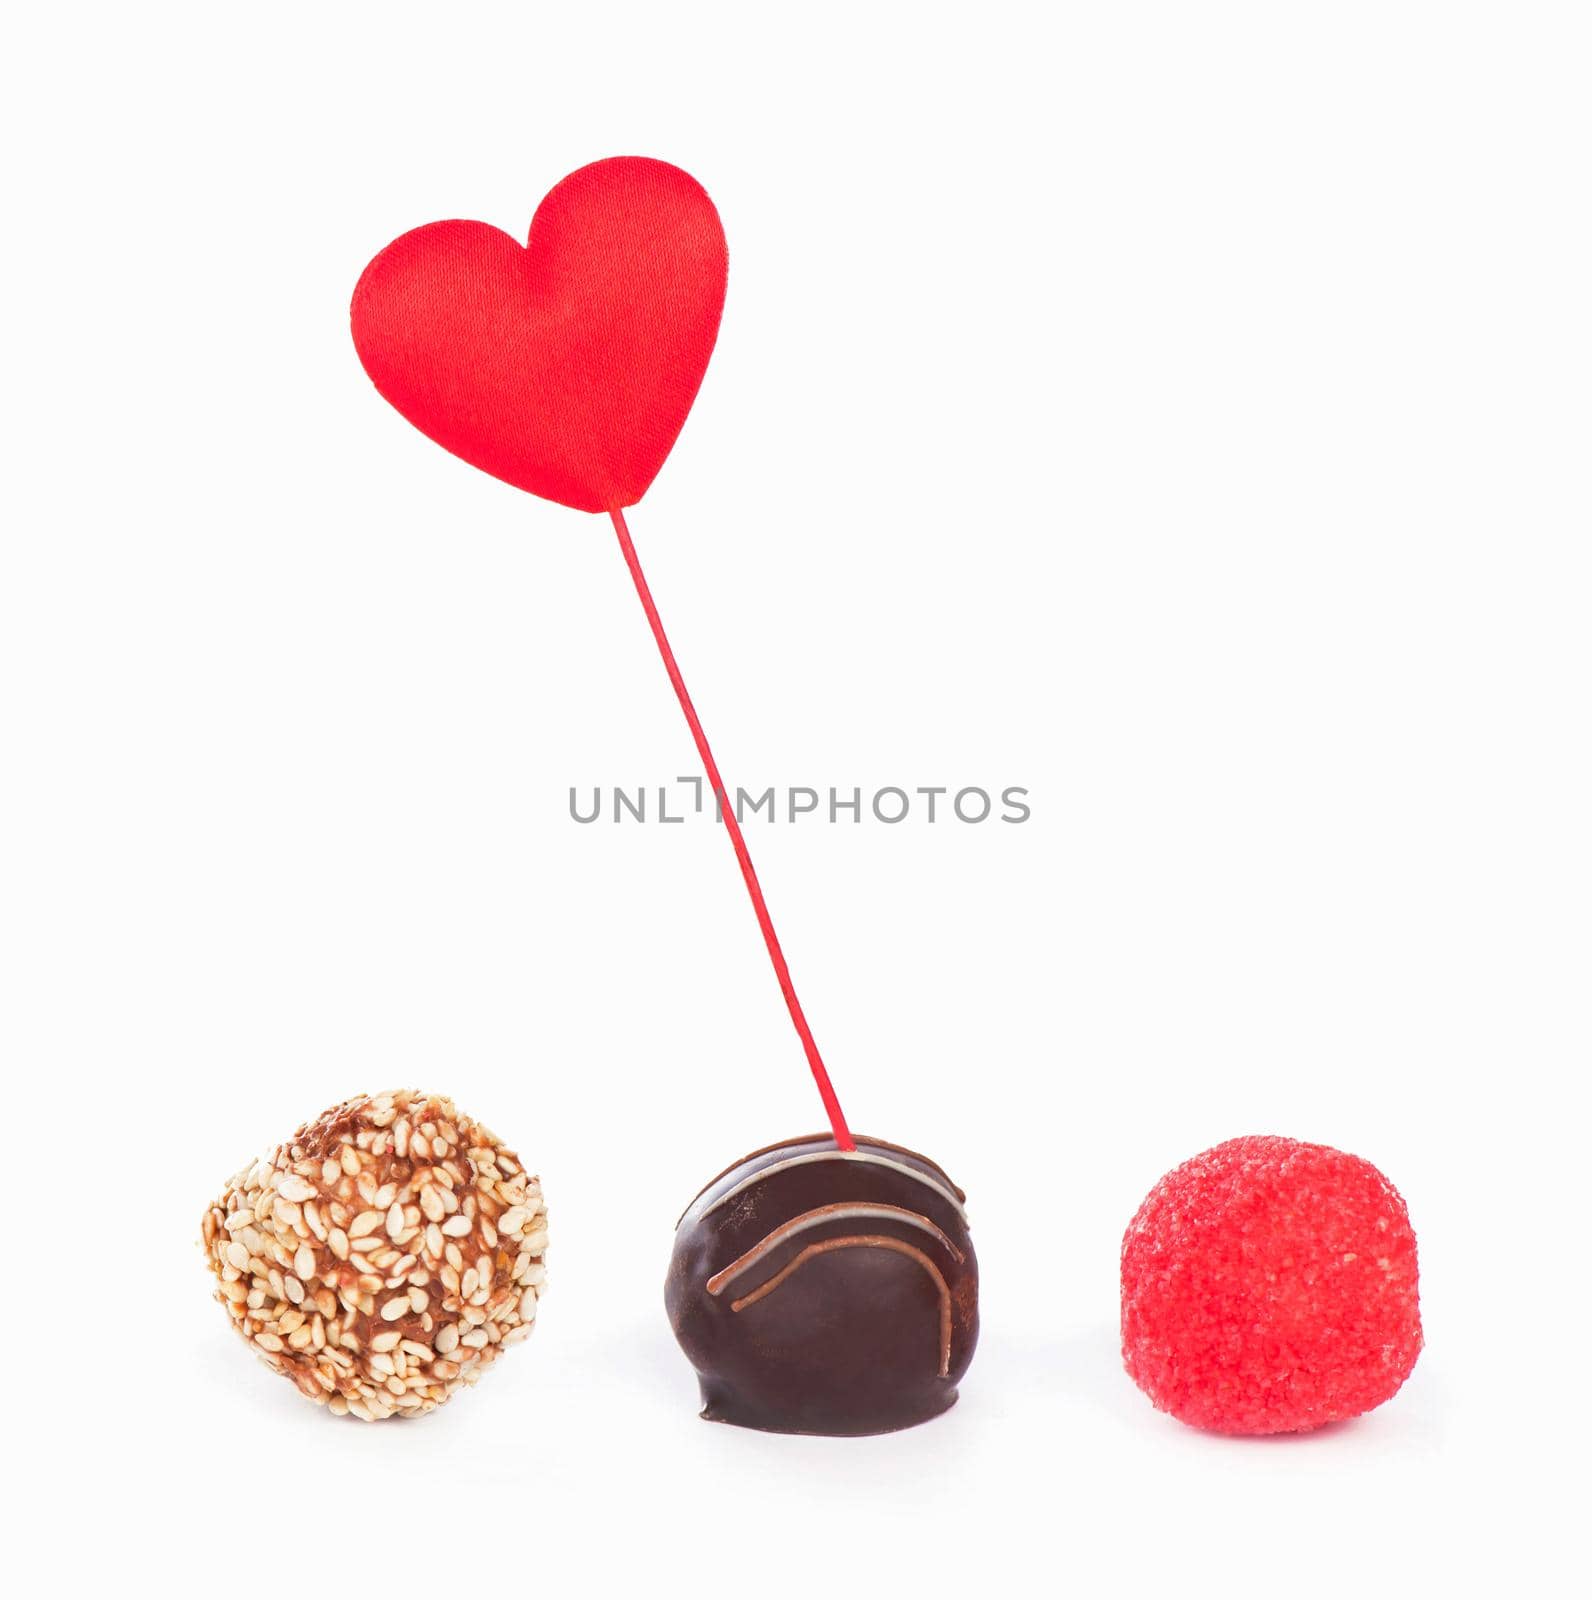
[
  {"xmin": 687, "ymin": 1153, "xmax": 969, "ymax": 1225},
  {"xmin": 728, "ymin": 1235, "xmax": 954, "ymax": 1378},
  {"xmin": 705, "ymin": 1204, "xmax": 963, "ymax": 1296}
]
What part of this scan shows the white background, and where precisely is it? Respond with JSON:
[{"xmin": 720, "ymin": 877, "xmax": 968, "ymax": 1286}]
[{"xmin": 4, "ymin": 2, "xmax": 1588, "ymax": 1593}]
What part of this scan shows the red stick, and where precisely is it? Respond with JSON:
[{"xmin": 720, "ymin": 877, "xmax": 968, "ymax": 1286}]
[{"xmin": 609, "ymin": 506, "xmax": 855, "ymax": 1151}]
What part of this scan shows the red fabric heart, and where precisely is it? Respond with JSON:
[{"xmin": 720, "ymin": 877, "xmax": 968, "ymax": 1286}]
[{"xmin": 351, "ymin": 157, "xmax": 728, "ymax": 513}]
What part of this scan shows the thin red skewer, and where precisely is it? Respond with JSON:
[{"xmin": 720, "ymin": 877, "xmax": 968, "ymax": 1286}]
[{"xmin": 609, "ymin": 506, "xmax": 855, "ymax": 1151}]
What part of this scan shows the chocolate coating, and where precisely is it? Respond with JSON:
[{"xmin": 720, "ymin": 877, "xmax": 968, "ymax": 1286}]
[{"xmin": 666, "ymin": 1134, "xmax": 979, "ymax": 1435}]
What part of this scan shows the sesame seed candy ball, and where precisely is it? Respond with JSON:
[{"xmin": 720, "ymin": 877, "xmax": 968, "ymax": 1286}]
[
  {"xmin": 201, "ymin": 1090, "xmax": 547, "ymax": 1420},
  {"xmin": 1120, "ymin": 1135, "xmax": 1421, "ymax": 1435}
]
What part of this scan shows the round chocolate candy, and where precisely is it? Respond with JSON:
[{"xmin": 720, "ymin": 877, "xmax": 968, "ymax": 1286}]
[{"xmin": 666, "ymin": 1133, "xmax": 979, "ymax": 1435}]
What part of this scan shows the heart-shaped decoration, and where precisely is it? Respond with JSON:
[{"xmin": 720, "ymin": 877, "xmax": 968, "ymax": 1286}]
[{"xmin": 351, "ymin": 157, "xmax": 728, "ymax": 513}]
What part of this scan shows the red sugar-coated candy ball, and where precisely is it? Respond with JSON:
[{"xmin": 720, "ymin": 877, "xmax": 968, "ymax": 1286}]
[{"xmin": 1121, "ymin": 1135, "xmax": 1422, "ymax": 1435}]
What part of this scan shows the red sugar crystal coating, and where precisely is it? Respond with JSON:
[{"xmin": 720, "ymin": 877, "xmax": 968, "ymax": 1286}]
[{"xmin": 1121, "ymin": 1135, "xmax": 1422, "ymax": 1434}]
